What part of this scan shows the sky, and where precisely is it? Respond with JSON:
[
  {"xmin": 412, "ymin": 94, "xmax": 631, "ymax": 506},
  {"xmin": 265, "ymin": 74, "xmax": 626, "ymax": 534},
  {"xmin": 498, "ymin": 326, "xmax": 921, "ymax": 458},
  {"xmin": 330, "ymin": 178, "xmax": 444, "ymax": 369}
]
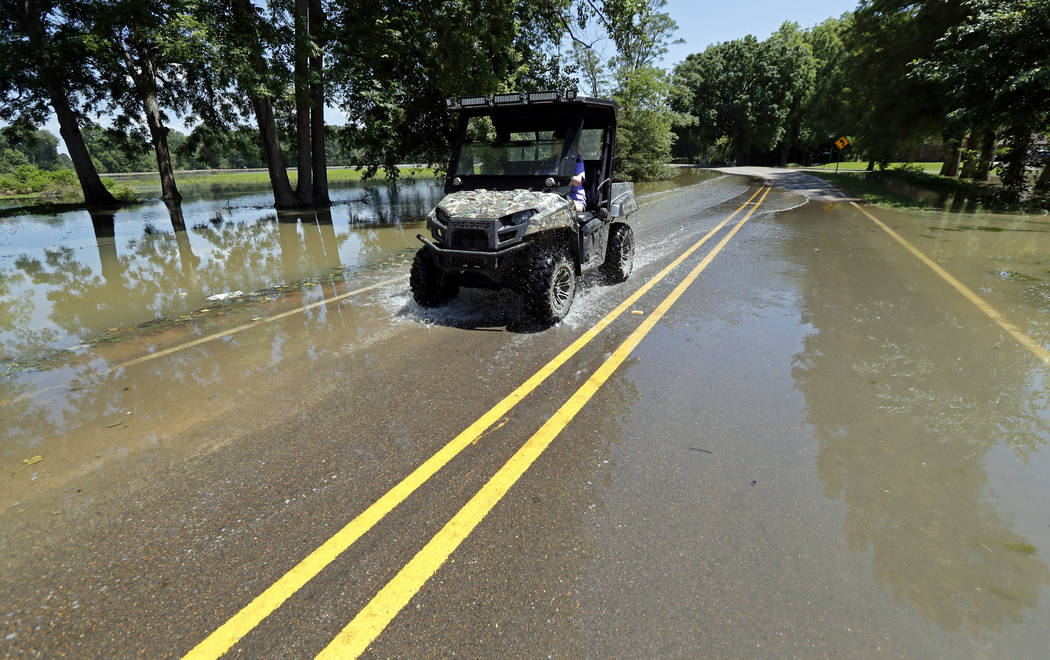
[
  {"xmin": 660, "ymin": 0, "xmax": 859, "ymax": 67},
  {"xmin": 42, "ymin": 0, "xmax": 860, "ymax": 154}
]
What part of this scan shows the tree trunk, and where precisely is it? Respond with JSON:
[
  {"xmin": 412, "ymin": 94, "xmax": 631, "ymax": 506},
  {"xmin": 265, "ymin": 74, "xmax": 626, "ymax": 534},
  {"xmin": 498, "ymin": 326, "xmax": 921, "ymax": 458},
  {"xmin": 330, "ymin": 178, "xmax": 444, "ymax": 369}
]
[
  {"xmin": 866, "ymin": 159, "xmax": 875, "ymax": 172},
  {"xmin": 309, "ymin": 0, "xmax": 329, "ymax": 205},
  {"xmin": 972, "ymin": 128, "xmax": 996, "ymax": 182},
  {"xmin": 939, "ymin": 130, "xmax": 966, "ymax": 177},
  {"xmin": 293, "ymin": 0, "xmax": 312, "ymax": 206},
  {"xmin": 46, "ymin": 80, "xmax": 119, "ymax": 207},
  {"xmin": 251, "ymin": 95, "xmax": 300, "ymax": 209},
  {"xmin": 21, "ymin": 3, "xmax": 118, "ymax": 207},
  {"xmin": 1035, "ymin": 162, "xmax": 1050, "ymax": 195},
  {"xmin": 960, "ymin": 141, "xmax": 978, "ymax": 179},
  {"xmin": 1001, "ymin": 126, "xmax": 1031, "ymax": 199},
  {"xmin": 232, "ymin": 0, "xmax": 299, "ymax": 209},
  {"xmin": 126, "ymin": 41, "xmax": 181, "ymax": 203}
]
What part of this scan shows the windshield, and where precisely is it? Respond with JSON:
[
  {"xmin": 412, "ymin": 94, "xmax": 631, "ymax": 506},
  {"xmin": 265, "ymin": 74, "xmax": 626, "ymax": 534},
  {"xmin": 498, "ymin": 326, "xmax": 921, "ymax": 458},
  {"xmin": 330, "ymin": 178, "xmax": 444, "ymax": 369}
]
[{"xmin": 455, "ymin": 115, "xmax": 571, "ymax": 177}]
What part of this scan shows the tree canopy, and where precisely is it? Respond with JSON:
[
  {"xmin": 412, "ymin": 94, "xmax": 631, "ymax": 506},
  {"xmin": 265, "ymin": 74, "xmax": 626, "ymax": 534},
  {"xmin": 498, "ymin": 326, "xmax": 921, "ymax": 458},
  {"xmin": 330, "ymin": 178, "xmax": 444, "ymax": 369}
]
[{"xmin": 2, "ymin": 0, "xmax": 1047, "ymax": 206}]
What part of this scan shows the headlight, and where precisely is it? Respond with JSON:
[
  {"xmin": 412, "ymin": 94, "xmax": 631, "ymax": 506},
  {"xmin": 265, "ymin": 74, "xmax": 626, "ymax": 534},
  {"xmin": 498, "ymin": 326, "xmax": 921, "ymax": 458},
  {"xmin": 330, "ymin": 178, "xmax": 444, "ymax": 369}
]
[
  {"xmin": 500, "ymin": 209, "xmax": 536, "ymax": 227},
  {"xmin": 435, "ymin": 207, "xmax": 449, "ymax": 226}
]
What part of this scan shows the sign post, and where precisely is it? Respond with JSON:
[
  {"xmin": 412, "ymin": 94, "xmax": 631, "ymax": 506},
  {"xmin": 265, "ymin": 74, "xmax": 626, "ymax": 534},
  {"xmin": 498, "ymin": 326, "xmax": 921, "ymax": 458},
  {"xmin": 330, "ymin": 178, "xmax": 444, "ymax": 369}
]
[{"xmin": 834, "ymin": 136, "xmax": 849, "ymax": 173}]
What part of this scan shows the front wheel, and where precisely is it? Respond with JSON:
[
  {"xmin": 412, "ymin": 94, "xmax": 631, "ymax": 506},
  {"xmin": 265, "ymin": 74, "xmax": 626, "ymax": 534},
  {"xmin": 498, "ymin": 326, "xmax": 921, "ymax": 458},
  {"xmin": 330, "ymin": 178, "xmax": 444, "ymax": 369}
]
[
  {"xmin": 601, "ymin": 223, "xmax": 634, "ymax": 283},
  {"xmin": 410, "ymin": 248, "xmax": 458, "ymax": 307},
  {"xmin": 524, "ymin": 248, "xmax": 576, "ymax": 323}
]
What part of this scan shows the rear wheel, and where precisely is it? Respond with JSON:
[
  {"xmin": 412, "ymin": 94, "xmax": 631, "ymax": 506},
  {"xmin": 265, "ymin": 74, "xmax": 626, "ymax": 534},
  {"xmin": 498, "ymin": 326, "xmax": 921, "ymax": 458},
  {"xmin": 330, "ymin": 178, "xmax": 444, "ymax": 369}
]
[
  {"xmin": 524, "ymin": 248, "xmax": 576, "ymax": 323},
  {"xmin": 410, "ymin": 248, "xmax": 458, "ymax": 307},
  {"xmin": 601, "ymin": 223, "xmax": 634, "ymax": 283}
]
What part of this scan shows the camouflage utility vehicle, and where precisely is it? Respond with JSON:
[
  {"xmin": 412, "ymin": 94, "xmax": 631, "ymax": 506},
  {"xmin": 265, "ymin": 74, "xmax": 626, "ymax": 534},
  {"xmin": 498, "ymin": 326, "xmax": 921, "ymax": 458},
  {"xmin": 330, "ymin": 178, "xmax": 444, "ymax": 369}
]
[{"xmin": 412, "ymin": 91, "xmax": 638, "ymax": 323}]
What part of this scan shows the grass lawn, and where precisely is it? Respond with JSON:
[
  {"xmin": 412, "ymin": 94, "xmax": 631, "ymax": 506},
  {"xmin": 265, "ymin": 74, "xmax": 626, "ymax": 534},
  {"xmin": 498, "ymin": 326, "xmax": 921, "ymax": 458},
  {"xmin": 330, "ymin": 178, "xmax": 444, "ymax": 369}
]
[
  {"xmin": 110, "ymin": 165, "xmax": 440, "ymax": 190},
  {"xmin": 803, "ymin": 161, "xmax": 943, "ymax": 174}
]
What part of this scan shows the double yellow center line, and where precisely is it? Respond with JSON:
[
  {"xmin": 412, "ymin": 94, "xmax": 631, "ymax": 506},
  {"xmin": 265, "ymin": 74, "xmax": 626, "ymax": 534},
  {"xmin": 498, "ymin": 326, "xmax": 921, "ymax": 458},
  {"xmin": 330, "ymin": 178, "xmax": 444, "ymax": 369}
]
[{"xmin": 184, "ymin": 186, "xmax": 771, "ymax": 659}]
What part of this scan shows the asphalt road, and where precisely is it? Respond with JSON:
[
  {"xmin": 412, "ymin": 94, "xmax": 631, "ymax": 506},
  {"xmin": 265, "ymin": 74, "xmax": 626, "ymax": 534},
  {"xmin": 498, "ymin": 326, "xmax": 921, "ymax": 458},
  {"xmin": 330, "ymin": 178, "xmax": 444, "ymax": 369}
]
[{"xmin": 3, "ymin": 174, "xmax": 1049, "ymax": 658}]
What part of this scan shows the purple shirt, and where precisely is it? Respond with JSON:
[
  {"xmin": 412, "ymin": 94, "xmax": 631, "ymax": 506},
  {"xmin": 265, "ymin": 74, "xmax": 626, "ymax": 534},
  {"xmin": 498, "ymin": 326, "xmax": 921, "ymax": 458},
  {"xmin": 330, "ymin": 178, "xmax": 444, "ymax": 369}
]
[{"xmin": 569, "ymin": 156, "xmax": 586, "ymax": 206}]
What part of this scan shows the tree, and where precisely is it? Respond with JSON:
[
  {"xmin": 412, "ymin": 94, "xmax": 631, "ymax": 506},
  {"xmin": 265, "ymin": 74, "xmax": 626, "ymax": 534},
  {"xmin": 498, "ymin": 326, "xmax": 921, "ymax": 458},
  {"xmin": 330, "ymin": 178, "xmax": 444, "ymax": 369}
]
[
  {"xmin": 0, "ymin": 132, "xmax": 31, "ymax": 172},
  {"xmin": 80, "ymin": 122, "xmax": 154, "ymax": 173},
  {"xmin": 188, "ymin": 0, "xmax": 300, "ymax": 208},
  {"xmin": 570, "ymin": 43, "xmax": 609, "ymax": 97},
  {"xmin": 673, "ymin": 28, "xmax": 813, "ymax": 165},
  {"xmin": 764, "ymin": 22, "xmax": 817, "ymax": 165},
  {"xmin": 326, "ymin": 0, "xmax": 574, "ymax": 179},
  {"xmin": 795, "ymin": 17, "xmax": 852, "ymax": 165},
  {"xmin": 577, "ymin": 0, "xmax": 681, "ymax": 179},
  {"xmin": 177, "ymin": 125, "xmax": 268, "ymax": 170},
  {"xmin": 86, "ymin": 0, "xmax": 190, "ymax": 202},
  {"xmin": 0, "ymin": 128, "xmax": 70, "ymax": 170},
  {"xmin": 0, "ymin": 0, "xmax": 118, "ymax": 205},
  {"xmin": 914, "ymin": 0, "xmax": 1050, "ymax": 198},
  {"xmin": 844, "ymin": 1, "xmax": 968, "ymax": 171},
  {"xmin": 189, "ymin": 0, "xmax": 332, "ymax": 208},
  {"xmin": 613, "ymin": 65, "xmax": 674, "ymax": 179}
]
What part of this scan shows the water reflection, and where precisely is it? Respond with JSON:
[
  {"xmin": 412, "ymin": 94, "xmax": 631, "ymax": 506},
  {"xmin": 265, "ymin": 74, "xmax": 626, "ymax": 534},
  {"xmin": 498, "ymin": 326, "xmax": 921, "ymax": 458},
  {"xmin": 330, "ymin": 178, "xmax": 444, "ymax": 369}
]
[
  {"xmin": 789, "ymin": 216, "xmax": 1050, "ymax": 633},
  {"xmin": 0, "ymin": 180, "xmax": 443, "ymax": 366},
  {"xmin": 866, "ymin": 173, "xmax": 982, "ymax": 213}
]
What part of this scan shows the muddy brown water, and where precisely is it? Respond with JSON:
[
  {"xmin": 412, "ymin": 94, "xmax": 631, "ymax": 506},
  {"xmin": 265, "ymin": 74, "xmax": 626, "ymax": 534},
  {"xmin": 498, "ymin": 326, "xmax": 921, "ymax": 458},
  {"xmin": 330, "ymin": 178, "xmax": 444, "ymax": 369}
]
[
  {"xmin": 2, "ymin": 172, "xmax": 1049, "ymax": 656},
  {"xmin": 0, "ymin": 170, "xmax": 719, "ymax": 368}
]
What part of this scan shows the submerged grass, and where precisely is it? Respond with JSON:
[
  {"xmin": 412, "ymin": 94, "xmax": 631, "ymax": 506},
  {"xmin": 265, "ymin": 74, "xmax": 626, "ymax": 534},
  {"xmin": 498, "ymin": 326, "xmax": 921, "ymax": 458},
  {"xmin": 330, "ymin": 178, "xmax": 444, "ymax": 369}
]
[
  {"xmin": 1001, "ymin": 541, "xmax": 1038, "ymax": 555},
  {"xmin": 811, "ymin": 168, "xmax": 1049, "ymax": 214}
]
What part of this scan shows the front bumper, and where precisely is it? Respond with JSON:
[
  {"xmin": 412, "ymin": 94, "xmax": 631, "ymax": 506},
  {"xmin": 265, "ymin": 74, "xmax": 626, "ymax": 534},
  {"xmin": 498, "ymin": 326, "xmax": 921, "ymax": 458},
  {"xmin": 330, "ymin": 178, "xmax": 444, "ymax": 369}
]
[{"xmin": 417, "ymin": 235, "xmax": 527, "ymax": 275}]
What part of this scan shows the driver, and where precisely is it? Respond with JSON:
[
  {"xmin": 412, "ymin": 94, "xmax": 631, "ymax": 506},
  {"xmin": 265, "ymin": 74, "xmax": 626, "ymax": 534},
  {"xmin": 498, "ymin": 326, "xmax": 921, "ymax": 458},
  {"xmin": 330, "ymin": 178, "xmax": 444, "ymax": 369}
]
[{"xmin": 569, "ymin": 154, "xmax": 586, "ymax": 212}]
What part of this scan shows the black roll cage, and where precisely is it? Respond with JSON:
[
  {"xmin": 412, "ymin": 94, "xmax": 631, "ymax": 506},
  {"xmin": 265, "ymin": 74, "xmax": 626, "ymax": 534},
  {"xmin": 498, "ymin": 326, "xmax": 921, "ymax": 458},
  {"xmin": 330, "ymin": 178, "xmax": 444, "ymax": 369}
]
[{"xmin": 445, "ymin": 96, "xmax": 619, "ymax": 214}]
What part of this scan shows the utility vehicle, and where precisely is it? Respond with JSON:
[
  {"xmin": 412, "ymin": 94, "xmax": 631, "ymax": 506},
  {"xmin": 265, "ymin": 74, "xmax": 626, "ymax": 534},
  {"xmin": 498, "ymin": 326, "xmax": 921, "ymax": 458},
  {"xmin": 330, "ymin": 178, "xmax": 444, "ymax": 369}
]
[{"xmin": 411, "ymin": 91, "xmax": 638, "ymax": 323}]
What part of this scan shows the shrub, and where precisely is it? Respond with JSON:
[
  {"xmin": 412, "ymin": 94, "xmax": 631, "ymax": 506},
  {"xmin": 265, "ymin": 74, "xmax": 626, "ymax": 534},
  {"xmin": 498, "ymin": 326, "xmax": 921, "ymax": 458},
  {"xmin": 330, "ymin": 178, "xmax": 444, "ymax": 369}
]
[{"xmin": 0, "ymin": 165, "xmax": 76, "ymax": 194}]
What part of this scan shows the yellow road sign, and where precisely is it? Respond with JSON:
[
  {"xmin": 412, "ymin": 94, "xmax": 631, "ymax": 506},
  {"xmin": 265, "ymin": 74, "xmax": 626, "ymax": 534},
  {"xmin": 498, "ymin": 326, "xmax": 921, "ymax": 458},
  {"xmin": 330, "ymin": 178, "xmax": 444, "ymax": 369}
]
[{"xmin": 835, "ymin": 136, "xmax": 849, "ymax": 150}]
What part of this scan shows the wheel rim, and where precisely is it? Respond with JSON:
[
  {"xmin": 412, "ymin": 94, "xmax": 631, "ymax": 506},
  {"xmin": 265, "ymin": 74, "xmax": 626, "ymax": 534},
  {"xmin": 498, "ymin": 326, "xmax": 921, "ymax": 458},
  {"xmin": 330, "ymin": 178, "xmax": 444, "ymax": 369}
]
[
  {"xmin": 620, "ymin": 232, "xmax": 634, "ymax": 271},
  {"xmin": 552, "ymin": 265, "xmax": 573, "ymax": 309}
]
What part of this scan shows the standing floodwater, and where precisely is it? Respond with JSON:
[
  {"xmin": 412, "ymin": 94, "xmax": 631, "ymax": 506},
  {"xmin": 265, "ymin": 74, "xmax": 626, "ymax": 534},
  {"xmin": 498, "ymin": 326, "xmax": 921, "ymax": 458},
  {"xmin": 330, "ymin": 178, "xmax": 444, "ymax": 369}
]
[
  {"xmin": 0, "ymin": 169, "xmax": 719, "ymax": 370},
  {"xmin": 0, "ymin": 179, "xmax": 443, "ymax": 367}
]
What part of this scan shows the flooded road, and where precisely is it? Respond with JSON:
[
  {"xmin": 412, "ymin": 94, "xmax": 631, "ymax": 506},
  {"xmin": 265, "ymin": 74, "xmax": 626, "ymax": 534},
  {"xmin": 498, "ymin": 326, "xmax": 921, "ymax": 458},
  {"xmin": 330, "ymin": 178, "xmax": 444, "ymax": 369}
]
[{"xmin": 2, "ymin": 172, "xmax": 1049, "ymax": 657}]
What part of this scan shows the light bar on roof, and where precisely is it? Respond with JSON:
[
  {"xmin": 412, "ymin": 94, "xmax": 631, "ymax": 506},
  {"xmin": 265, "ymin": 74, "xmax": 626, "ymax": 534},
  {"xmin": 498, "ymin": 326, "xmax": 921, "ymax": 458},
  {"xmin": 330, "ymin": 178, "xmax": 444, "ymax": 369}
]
[
  {"xmin": 493, "ymin": 93, "xmax": 525, "ymax": 104},
  {"xmin": 563, "ymin": 89, "xmax": 578, "ymax": 100},
  {"xmin": 445, "ymin": 97, "xmax": 457, "ymax": 109},
  {"xmin": 460, "ymin": 96, "xmax": 491, "ymax": 107},
  {"xmin": 527, "ymin": 91, "xmax": 559, "ymax": 103}
]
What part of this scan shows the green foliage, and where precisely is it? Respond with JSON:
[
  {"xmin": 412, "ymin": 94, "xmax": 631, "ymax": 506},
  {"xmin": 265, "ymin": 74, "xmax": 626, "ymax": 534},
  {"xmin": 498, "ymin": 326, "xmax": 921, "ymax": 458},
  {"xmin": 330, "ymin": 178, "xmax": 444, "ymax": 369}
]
[
  {"xmin": 0, "ymin": 138, "xmax": 31, "ymax": 172},
  {"xmin": 570, "ymin": 44, "xmax": 609, "ymax": 97},
  {"xmin": 80, "ymin": 123, "xmax": 155, "ymax": 173},
  {"xmin": 0, "ymin": 0, "xmax": 96, "ymax": 133},
  {"xmin": 0, "ymin": 165, "xmax": 75, "ymax": 194},
  {"xmin": 101, "ymin": 177, "xmax": 139, "ymax": 202},
  {"xmin": 327, "ymin": 0, "xmax": 575, "ymax": 179},
  {"xmin": 794, "ymin": 17, "xmax": 853, "ymax": 163},
  {"xmin": 672, "ymin": 23, "xmax": 814, "ymax": 165},
  {"xmin": 0, "ymin": 128, "xmax": 65, "ymax": 170},
  {"xmin": 177, "ymin": 125, "xmax": 267, "ymax": 170},
  {"xmin": 911, "ymin": 0, "xmax": 1050, "ymax": 198},
  {"xmin": 579, "ymin": 0, "xmax": 680, "ymax": 180},
  {"xmin": 844, "ymin": 1, "xmax": 972, "ymax": 166},
  {"xmin": 613, "ymin": 65, "xmax": 674, "ymax": 180}
]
